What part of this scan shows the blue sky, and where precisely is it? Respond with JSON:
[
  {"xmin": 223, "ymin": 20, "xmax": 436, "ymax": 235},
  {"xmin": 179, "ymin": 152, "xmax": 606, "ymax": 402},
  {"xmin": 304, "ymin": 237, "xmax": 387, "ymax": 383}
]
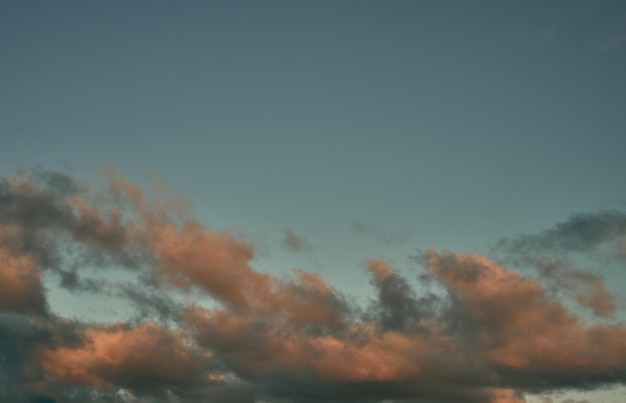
[{"xmin": 1, "ymin": 2, "xmax": 626, "ymax": 402}]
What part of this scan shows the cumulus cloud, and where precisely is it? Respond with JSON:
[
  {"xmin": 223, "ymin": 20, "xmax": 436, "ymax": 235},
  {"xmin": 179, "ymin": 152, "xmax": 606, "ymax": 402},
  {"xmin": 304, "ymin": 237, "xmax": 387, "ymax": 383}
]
[
  {"xmin": 426, "ymin": 251, "xmax": 626, "ymax": 375},
  {"xmin": 1, "ymin": 167, "xmax": 626, "ymax": 402}
]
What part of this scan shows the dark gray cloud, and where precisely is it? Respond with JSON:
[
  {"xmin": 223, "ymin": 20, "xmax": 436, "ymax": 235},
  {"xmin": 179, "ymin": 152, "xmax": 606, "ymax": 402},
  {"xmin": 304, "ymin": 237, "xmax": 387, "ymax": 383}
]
[
  {"xmin": 116, "ymin": 283, "xmax": 183, "ymax": 324},
  {"xmin": 352, "ymin": 220, "xmax": 413, "ymax": 246},
  {"xmin": 0, "ymin": 169, "xmax": 144, "ymax": 274},
  {"xmin": 493, "ymin": 211, "xmax": 626, "ymax": 319},
  {"xmin": 496, "ymin": 211, "xmax": 626, "ymax": 256},
  {"xmin": 0, "ymin": 312, "xmax": 84, "ymax": 402},
  {"xmin": 283, "ymin": 228, "xmax": 312, "ymax": 253},
  {"xmin": 364, "ymin": 259, "xmax": 439, "ymax": 332}
]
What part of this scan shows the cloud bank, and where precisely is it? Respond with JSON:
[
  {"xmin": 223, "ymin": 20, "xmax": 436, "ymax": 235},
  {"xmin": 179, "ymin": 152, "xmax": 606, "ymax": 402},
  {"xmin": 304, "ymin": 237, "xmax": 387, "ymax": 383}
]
[{"xmin": 1, "ymin": 168, "xmax": 625, "ymax": 403}]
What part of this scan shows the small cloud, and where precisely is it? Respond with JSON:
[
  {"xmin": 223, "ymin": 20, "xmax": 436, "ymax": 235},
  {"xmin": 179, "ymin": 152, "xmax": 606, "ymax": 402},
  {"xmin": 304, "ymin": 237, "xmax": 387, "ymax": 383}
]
[
  {"xmin": 599, "ymin": 33, "xmax": 626, "ymax": 50},
  {"xmin": 282, "ymin": 228, "xmax": 312, "ymax": 253},
  {"xmin": 352, "ymin": 220, "xmax": 413, "ymax": 246},
  {"xmin": 598, "ymin": 14, "xmax": 626, "ymax": 51},
  {"xmin": 538, "ymin": 29, "xmax": 556, "ymax": 44},
  {"xmin": 496, "ymin": 210, "xmax": 626, "ymax": 257},
  {"xmin": 518, "ymin": 29, "xmax": 556, "ymax": 46}
]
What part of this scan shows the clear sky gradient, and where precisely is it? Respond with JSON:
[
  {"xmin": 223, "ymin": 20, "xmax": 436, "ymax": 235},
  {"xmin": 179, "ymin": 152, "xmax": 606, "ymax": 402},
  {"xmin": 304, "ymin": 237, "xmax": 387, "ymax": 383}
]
[{"xmin": 1, "ymin": 2, "xmax": 626, "ymax": 402}]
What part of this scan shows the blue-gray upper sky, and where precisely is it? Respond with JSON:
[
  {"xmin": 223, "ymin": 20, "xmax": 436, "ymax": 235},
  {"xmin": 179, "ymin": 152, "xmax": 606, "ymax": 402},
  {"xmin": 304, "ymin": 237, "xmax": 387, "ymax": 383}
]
[{"xmin": 1, "ymin": 2, "xmax": 626, "ymax": 402}]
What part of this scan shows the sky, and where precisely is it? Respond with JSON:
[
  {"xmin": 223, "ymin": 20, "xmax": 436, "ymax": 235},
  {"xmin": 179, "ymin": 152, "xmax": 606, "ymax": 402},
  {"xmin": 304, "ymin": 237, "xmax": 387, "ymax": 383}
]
[{"xmin": 1, "ymin": 1, "xmax": 626, "ymax": 402}]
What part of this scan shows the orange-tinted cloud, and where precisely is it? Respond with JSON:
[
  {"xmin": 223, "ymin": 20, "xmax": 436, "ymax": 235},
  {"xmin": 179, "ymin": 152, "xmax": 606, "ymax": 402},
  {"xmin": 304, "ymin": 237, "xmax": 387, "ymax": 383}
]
[
  {"xmin": 3, "ymin": 168, "xmax": 626, "ymax": 403},
  {"xmin": 37, "ymin": 321, "xmax": 212, "ymax": 391},
  {"xmin": 489, "ymin": 389, "xmax": 527, "ymax": 403},
  {"xmin": 182, "ymin": 305, "xmax": 431, "ymax": 383},
  {"xmin": 103, "ymin": 174, "xmax": 346, "ymax": 326},
  {"xmin": 0, "ymin": 226, "xmax": 46, "ymax": 314},
  {"xmin": 575, "ymin": 277, "xmax": 616, "ymax": 317},
  {"xmin": 426, "ymin": 250, "xmax": 626, "ymax": 370}
]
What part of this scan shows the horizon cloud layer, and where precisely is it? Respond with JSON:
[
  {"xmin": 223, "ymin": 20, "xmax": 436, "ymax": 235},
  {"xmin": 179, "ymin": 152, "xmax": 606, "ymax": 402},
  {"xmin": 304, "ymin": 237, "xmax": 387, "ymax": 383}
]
[{"xmin": 0, "ymin": 168, "xmax": 625, "ymax": 403}]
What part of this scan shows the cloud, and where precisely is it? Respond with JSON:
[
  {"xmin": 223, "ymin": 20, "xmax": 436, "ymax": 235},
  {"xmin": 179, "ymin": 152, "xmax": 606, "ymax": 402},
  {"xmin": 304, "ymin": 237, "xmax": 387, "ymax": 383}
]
[
  {"xmin": 36, "ymin": 321, "xmax": 214, "ymax": 392},
  {"xmin": 0, "ymin": 231, "xmax": 47, "ymax": 314},
  {"xmin": 352, "ymin": 220, "xmax": 413, "ymax": 246},
  {"xmin": 598, "ymin": 14, "xmax": 626, "ymax": 50},
  {"xmin": 518, "ymin": 29, "xmax": 555, "ymax": 46},
  {"xmin": 497, "ymin": 211, "xmax": 626, "ymax": 256},
  {"xmin": 494, "ymin": 212, "xmax": 624, "ymax": 318},
  {"xmin": 426, "ymin": 250, "xmax": 626, "ymax": 376},
  {"xmin": 599, "ymin": 33, "xmax": 626, "ymax": 50},
  {"xmin": 0, "ymin": 168, "xmax": 143, "ymax": 276},
  {"xmin": 2, "ymin": 167, "xmax": 626, "ymax": 402},
  {"xmin": 114, "ymin": 283, "xmax": 183, "ymax": 324},
  {"xmin": 364, "ymin": 259, "xmax": 438, "ymax": 331},
  {"xmin": 282, "ymin": 229, "xmax": 312, "ymax": 254},
  {"xmin": 180, "ymin": 251, "xmax": 626, "ymax": 402}
]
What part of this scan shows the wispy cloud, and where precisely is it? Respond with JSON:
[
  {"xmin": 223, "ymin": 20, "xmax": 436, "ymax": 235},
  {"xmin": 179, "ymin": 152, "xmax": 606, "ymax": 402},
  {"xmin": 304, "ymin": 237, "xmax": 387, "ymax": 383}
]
[
  {"xmin": 1, "ymin": 168, "xmax": 626, "ymax": 402},
  {"xmin": 282, "ymin": 228, "xmax": 312, "ymax": 254},
  {"xmin": 494, "ymin": 211, "xmax": 626, "ymax": 318},
  {"xmin": 352, "ymin": 220, "xmax": 413, "ymax": 246},
  {"xmin": 599, "ymin": 32, "xmax": 626, "ymax": 50},
  {"xmin": 598, "ymin": 15, "xmax": 626, "ymax": 50},
  {"xmin": 496, "ymin": 210, "xmax": 626, "ymax": 256},
  {"xmin": 518, "ymin": 29, "xmax": 556, "ymax": 46}
]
